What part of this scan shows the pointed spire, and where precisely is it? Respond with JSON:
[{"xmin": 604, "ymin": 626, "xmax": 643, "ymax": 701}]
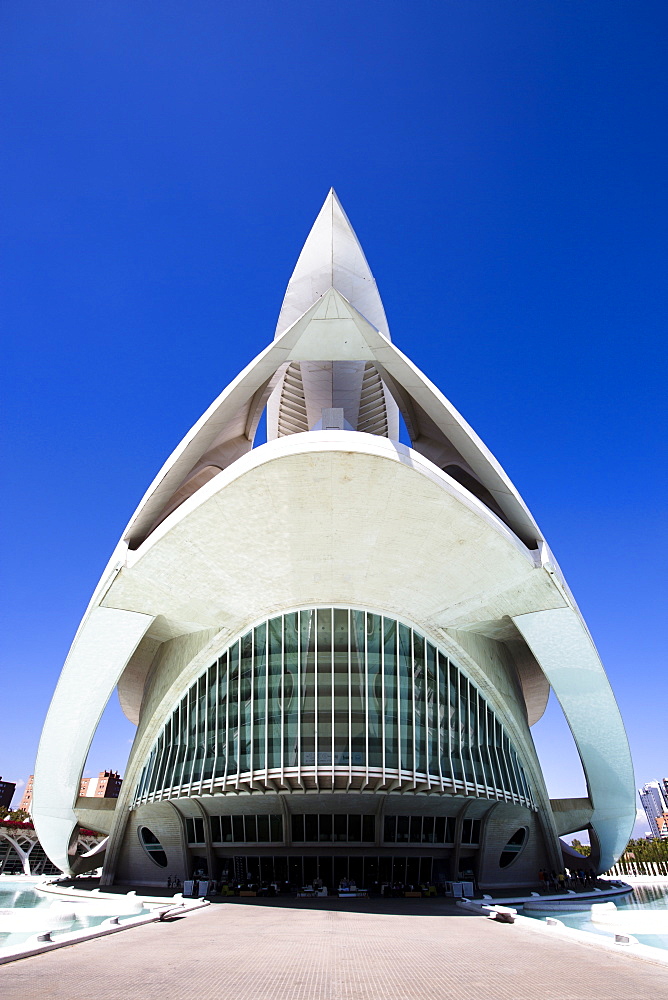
[{"xmin": 274, "ymin": 189, "xmax": 390, "ymax": 340}]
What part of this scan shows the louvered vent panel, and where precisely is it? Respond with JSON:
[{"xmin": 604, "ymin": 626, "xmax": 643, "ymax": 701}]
[
  {"xmin": 277, "ymin": 362, "xmax": 309, "ymax": 436},
  {"xmin": 357, "ymin": 363, "xmax": 389, "ymax": 436}
]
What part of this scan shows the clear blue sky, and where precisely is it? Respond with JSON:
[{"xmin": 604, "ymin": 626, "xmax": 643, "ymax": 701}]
[{"xmin": 2, "ymin": 3, "xmax": 666, "ymax": 837}]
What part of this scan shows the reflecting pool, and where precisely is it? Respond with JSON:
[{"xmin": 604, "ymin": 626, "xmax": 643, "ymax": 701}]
[
  {"xmin": 522, "ymin": 885, "xmax": 668, "ymax": 951},
  {"xmin": 0, "ymin": 877, "xmax": 149, "ymax": 953}
]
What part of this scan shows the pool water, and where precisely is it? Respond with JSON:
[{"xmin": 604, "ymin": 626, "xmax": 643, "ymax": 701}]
[
  {"xmin": 522, "ymin": 885, "xmax": 668, "ymax": 951},
  {"xmin": 0, "ymin": 878, "xmax": 149, "ymax": 952}
]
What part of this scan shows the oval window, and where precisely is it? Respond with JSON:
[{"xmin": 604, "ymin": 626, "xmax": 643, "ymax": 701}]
[
  {"xmin": 499, "ymin": 827, "xmax": 528, "ymax": 868},
  {"xmin": 138, "ymin": 826, "xmax": 168, "ymax": 867}
]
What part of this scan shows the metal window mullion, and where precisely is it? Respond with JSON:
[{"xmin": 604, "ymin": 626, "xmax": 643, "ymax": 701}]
[
  {"xmin": 500, "ymin": 729, "xmax": 514, "ymax": 802},
  {"xmin": 179, "ymin": 690, "xmax": 191, "ymax": 791},
  {"xmin": 188, "ymin": 684, "xmax": 199, "ymax": 791},
  {"xmin": 331, "ymin": 608, "xmax": 335, "ymax": 786},
  {"xmin": 161, "ymin": 718, "xmax": 173, "ymax": 796},
  {"xmin": 444, "ymin": 658, "xmax": 454, "ymax": 791},
  {"xmin": 264, "ymin": 621, "xmax": 269, "ymax": 785},
  {"xmin": 484, "ymin": 707, "xmax": 500, "ymax": 801},
  {"xmin": 396, "ymin": 639, "xmax": 402, "ymax": 783},
  {"xmin": 435, "ymin": 651, "xmax": 444, "ymax": 792},
  {"xmin": 210, "ymin": 658, "xmax": 219, "ymax": 794},
  {"xmin": 249, "ymin": 628, "xmax": 255, "ymax": 783},
  {"xmin": 364, "ymin": 613, "xmax": 370, "ymax": 788},
  {"xmin": 223, "ymin": 652, "xmax": 230, "ymax": 788},
  {"xmin": 280, "ymin": 616, "xmax": 285, "ymax": 785},
  {"xmin": 294, "ymin": 617, "xmax": 299, "ymax": 783},
  {"xmin": 458, "ymin": 673, "xmax": 468, "ymax": 796},
  {"xmin": 236, "ymin": 641, "xmax": 242, "ymax": 787},
  {"xmin": 156, "ymin": 728, "xmax": 168, "ymax": 801},
  {"xmin": 424, "ymin": 641, "xmax": 431, "ymax": 789},
  {"xmin": 506, "ymin": 734, "xmax": 522, "ymax": 804},
  {"xmin": 314, "ymin": 613, "xmax": 319, "ymax": 790},
  {"xmin": 478, "ymin": 697, "xmax": 492, "ymax": 798},
  {"xmin": 492, "ymin": 718, "xmax": 508, "ymax": 802},
  {"xmin": 145, "ymin": 744, "xmax": 159, "ymax": 802},
  {"xmin": 198, "ymin": 672, "xmax": 208, "ymax": 794},
  {"xmin": 509, "ymin": 745, "xmax": 524, "ymax": 805},
  {"xmin": 381, "ymin": 617, "xmax": 386, "ymax": 786},
  {"xmin": 410, "ymin": 630, "xmax": 417, "ymax": 788},
  {"xmin": 468, "ymin": 680, "xmax": 480, "ymax": 796},
  {"xmin": 347, "ymin": 609, "xmax": 352, "ymax": 787}
]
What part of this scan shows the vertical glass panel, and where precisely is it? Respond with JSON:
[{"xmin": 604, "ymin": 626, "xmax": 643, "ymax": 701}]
[
  {"xmin": 413, "ymin": 632, "xmax": 426, "ymax": 775},
  {"xmin": 257, "ymin": 815, "xmax": 269, "ymax": 842},
  {"xmin": 396, "ymin": 815, "xmax": 409, "ymax": 843},
  {"xmin": 283, "ymin": 613, "xmax": 298, "ymax": 767},
  {"xmin": 458, "ymin": 674, "xmax": 473, "ymax": 783},
  {"xmin": 334, "ymin": 814, "xmax": 347, "ymax": 842},
  {"xmin": 438, "ymin": 652, "xmax": 450, "ymax": 783},
  {"xmin": 227, "ymin": 645, "xmax": 239, "ymax": 777},
  {"xmin": 300, "ymin": 610, "xmax": 316, "ymax": 763},
  {"xmin": 449, "ymin": 665, "xmax": 463, "ymax": 781},
  {"xmin": 291, "ymin": 814, "xmax": 304, "ymax": 842},
  {"xmin": 383, "ymin": 619, "xmax": 398, "ymax": 771},
  {"xmin": 232, "ymin": 815, "xmax": 244, "ymax": 842},
  {"xmin": 422, "ymin": 816, "xmax": 434, "ymax": 843},
  {"xmin": 215, "ymin": 653, "xmax": 228, "ymax": 779},
  {"xmin": 319, "ymin": 813, "xmax": 332, "ymax": 842},
  {"xmin": 270, "ymin": 814, "xmax": 283, "ymax": 843},
  {"xmin": 383, "ymin": 815, "xmax": 396, "ymax": 843},
  {"xmin": 426, "ymin": 643, "xmax": 438, "ymax": 777},
  {"xmin": 366, "ymin": 614, "xmax": 382, "ymax": 767},
  {"xmin": 304, "ymin": 814, "xmax": 318, "ymax": 842},
  {"xmin": 350, "ymin": 610, "xmax": 366, "ymax": 766},
  {"xmin": 333, "ymin": 609, "xmax": 349, "ymax": 763},
  {"xmin": 362, "ymin": 815, "xmax": 375, "ymax": 843},
  {"xmin": 348, "ymin": 814, "xmax": 362, "ymax": 841},
  {"xmin": 409, "ymin": 816, "xmax": 422, "ymax": 843},
  {"xmin": 445, "ymin": 817, "xmax": 455, "ymax": 842},
  {"xmin": 253, "ymin": 624, "xmax": 267, "ymax": 772},
  {"xmin": 267, "ymin": 617, "xmax": 282, "ymax": 769},
  {"xmin": 210, "ymin": 816, "xmax": 222, "ymax": 842},
  {"xmin": 220, "ymin": 815, "xmax": 232, "ymax": 842},
  {"xmin": 398, "ymin": 624, "xmax": 413, "ymax": 771},
  {"xmin": 203, "ymin": 665, "xmax": 216, "ymax": 780},
  {"xmin": 317, "ymin": 609, "xmax": 332, "ymax": 765},
  {"xmin": 434, "ymin": 816, "xmax": 445, "ymax": 843},
  {"xmin": 244, "ymin": 815, "xmax": 257, "ymax": 842}
]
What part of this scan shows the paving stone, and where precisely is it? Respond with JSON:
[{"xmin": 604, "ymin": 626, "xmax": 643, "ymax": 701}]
[{"xmin": 1, "ymin": 898, "xmax": 667, "ymax": 999}]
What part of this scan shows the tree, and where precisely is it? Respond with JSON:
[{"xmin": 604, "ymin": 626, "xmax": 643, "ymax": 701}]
[{"xmin": 570, "ymin": 839, "xmax": 591, "ymax": 857}]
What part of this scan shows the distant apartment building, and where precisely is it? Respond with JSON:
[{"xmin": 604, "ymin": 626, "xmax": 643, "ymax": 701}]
[
  {"xmin": 638, "ymin": 781, "xmax": 668, "ymax": 839},
  {"xmin": 0, "ymin": 777, "xmax": 16, "ymax": 810},
  {"xmin": 19, "ymin": 775, "xmax": 34, "ymax": 813},
  {"xmin": 79, "ymin": 770, "xmax": 122, "ymax": 799}
]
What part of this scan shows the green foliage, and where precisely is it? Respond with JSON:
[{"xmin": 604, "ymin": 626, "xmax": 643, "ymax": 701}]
[
  {"xmin": 0, "ymin": 807, "xmax": 29, "ymax": 822},
  {"xmin": 570, "ymin": 839, "xmax": 591, "ymax": 857},
  {"xmin": 623, "ymin": 837, "xmax": 668, "ymax": 863}
]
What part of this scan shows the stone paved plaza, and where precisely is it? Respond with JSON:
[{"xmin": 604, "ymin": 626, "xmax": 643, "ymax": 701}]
[{"xmin": 2, "ymin": 897, "xmax": 667, "ymax": 1000}]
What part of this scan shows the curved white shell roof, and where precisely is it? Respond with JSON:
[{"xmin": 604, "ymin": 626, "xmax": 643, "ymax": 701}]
[{"xmin": 32, "ymin": 191, "xmax": 635, "ymax": 876}]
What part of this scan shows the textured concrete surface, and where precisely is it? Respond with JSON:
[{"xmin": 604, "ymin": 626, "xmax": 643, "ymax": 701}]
[{"xmin": 1, "ymin": 898, "xmax": 667, "ymax": 999}]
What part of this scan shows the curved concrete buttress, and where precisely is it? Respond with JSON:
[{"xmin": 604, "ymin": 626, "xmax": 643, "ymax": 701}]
[
  {"xmin": 33, "ymin": 607, "xmax": 154, "ymax": 874},
  {"xmin": 512, "ymin": 607, "xmax": 635, "ymax": 873}
]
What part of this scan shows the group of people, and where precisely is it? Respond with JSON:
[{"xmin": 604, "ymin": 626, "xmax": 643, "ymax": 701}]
[{"xmin": 538, "ymin": 867, "xmax": 598, "ymax": 891}]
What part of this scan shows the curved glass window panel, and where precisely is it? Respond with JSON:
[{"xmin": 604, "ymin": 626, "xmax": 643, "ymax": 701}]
[
  {"xmin": 500, "ymin": 827, "xmax": 528, "ymax": 868},
  {"xmin": 132, "ymin": 608, "xmax": 535, "ymax": 810},
  {"xmin": 139, "ymin": 826, "xmax": 167, "ymax": 867}
]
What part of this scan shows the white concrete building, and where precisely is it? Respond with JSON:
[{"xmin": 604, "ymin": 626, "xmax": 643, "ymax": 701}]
[{"xmin": 33, "ymin": 191, "xmax": 635, "ymax": 890}]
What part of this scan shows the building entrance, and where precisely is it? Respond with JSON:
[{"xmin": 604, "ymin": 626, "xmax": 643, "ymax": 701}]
[{"xmin": 215, "ymin": 855, "xmax": 438, "ymax": 889}]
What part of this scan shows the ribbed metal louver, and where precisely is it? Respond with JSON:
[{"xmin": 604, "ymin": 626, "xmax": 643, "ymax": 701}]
[
  {"xmin": 277, "ymin": 362, "xmax": 309, "ymax": 437},
  {"xmin": 357, "ymin": 363, "xmax": 389, "ymax": 436}
]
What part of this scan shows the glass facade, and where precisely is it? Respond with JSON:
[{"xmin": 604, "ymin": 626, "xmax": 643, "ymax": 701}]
[{"xmin": 133, "ymin": 608, "xmax": 534, "ymax": 808}]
